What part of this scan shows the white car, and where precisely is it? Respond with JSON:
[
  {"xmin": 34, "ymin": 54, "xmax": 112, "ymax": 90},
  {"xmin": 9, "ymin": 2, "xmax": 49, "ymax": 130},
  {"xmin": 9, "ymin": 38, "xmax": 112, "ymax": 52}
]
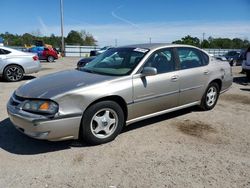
[{"xmin": 0, "ymin": 46, "xmax": 41, "ymax": 81}]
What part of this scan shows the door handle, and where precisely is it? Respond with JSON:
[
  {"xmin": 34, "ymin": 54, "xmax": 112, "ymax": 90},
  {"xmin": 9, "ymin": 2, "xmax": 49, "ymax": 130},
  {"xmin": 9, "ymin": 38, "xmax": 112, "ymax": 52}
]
[
  {"xmin": 171, "ymin": 75, "xmax": 179, "ymax": 82},
  {"xmin": 204, "ymin": 70, "xmax": 210, "ymax": 75}
]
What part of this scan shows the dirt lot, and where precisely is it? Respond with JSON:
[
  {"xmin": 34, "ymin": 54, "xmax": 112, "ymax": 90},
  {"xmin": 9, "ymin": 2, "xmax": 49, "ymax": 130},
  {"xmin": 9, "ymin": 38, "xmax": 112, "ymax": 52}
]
[{"xmin": 0, "ymin": 57, "xmax": 250, "ymax": 188}]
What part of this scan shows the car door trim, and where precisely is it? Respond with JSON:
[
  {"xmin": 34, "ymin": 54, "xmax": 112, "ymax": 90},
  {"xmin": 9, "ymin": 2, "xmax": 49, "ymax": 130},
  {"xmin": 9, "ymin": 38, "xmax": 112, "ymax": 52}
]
[
  {"xmin": 126, "ymin": 101, "xmax": 200, "ymax": 125},
  {"xmin": 180, "ymin": 85, "xmax": 204, "ymax": 92}
]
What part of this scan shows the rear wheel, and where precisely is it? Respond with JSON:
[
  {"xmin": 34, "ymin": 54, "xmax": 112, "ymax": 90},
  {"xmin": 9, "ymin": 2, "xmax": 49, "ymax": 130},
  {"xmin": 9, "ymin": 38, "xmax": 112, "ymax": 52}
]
[
  {"xmin": 200, "ymin": 82, "xmax": 219, "ymax": 110},
  {"xmin": 47, "ymin": 56, "xmax": 54, "ymax": 62},
  {"xmin": 246, "ymin": 71, "xmax": 250, "ymax": 80},
  {"xmin": 3, "ymin": 65, "xmax": 24, "ymax": 82},
  {"xmin": 80, "ymin": 101, "xmax": 124, "ymax": 145}
]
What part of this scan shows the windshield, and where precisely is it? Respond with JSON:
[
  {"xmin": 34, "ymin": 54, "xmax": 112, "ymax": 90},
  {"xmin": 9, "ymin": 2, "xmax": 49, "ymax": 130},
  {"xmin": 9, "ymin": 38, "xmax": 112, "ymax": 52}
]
[{"xmin": 82, "ymin": 47, "xmax": 149, "ymax": 76}]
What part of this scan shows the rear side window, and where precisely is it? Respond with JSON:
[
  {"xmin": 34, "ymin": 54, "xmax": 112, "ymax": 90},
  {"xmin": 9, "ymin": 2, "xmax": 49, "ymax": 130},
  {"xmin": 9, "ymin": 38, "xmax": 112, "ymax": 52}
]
[
  {"xmin": 176, "ymin": 47, "xmax": 206, "ymax": 69},
  {"xmin": 0, "ymin": 49, "xmax": 11, "ymax": 55},
  {"xmin": 200, "ymin": 51, "xmax": 209, "ymax": 65}
]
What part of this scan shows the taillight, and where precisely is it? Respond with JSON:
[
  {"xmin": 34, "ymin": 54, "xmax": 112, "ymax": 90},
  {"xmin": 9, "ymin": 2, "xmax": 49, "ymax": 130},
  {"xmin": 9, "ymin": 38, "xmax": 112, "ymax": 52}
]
[{"xmin": 33, "ymin": 56, "xmax": 39, "ymax": 61}]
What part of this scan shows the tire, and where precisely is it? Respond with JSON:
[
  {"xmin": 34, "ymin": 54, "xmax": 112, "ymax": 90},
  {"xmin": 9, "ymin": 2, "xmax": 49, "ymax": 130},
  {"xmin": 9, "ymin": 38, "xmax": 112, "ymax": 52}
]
[
  {"xmin": 47, "ymin": 56, "xmax": 54, "ymax": 62},
  {"xmin": 80, "ymin": 101, "xmax": 124, "ymax": 145},
  {"xmin": 246, "ymin": 71, "xmax": 250, "ymax": 80},
  {"xmin": 200, "ymin": 82, "xmax": 220, "ymax": 111},
  {"xmin": 3, "ymin": 65, "xmax": 24, "ymax": 82}
]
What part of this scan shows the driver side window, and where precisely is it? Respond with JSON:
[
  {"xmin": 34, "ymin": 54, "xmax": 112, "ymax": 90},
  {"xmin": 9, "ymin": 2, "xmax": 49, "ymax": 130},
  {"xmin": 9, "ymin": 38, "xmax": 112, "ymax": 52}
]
[{"xmin": 144, "ymin": 48, "xmax": 175, "ymax": 74}]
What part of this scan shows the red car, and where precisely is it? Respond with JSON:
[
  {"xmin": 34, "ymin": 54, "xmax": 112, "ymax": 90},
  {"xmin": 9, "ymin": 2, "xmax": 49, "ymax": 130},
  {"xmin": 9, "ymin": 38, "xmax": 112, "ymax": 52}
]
[
  {"xmin": 42, "ymin": 48, "xmax": 58, "ymax": 62},
  {"xmin": 29, "ymin": 47, "xmax": 58, "ymax": 62}
]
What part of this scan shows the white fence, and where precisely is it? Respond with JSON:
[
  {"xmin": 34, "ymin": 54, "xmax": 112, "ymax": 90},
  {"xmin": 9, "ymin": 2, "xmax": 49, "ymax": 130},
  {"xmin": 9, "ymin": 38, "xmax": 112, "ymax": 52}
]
[
  {"xmin": 65, "ymin": 45, "xmax": 241, "ymax": 57},
  {"xmin": 65, "ymin": 45, "xmax": 100, "ymax": 57},
  {"xmin": 203, "ymin": 48, "xmax": 241, "ymax": 56}
]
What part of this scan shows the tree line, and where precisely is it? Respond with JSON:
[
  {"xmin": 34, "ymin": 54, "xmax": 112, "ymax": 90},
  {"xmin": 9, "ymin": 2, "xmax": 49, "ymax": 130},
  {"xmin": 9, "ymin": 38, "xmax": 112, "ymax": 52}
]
[
  {"xmin": 172, "ymin": 35, "xmax": 250, "ymax": 49},
  {"xmin": 0, "ymin": 30, "xmax": 97, "ymax": 48},
  {"xmin": 0, "ymin": 31, "xmax": 249, "ymax": 49}
]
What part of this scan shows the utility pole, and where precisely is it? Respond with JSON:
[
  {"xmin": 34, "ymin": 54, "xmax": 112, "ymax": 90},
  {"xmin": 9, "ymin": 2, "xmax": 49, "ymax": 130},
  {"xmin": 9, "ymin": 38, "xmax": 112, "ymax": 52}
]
[
  {"xmin": 149, "ymin": 37, "xmax": 152, "ymax": 44},
  {"xmin": 115, "ymin": 39, "xmax": 118, "ymax": 47},
  {"xmin": 60, "ymin": 0, "xmax": 65, "ymax": 57},
  {"xmin": 202, "ymin": 32, "xmax": 205, "ymax": 48}
]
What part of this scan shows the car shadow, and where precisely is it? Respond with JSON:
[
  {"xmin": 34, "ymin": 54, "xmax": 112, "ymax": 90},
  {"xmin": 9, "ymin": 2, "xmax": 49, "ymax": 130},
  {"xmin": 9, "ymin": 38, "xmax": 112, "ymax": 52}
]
[
  {"xmin": 0, "ymin": 118, "xmax": 86, "ymax": 155},
  {"xmin": 0, "ymin": 107, "xmax": 196, "ymax": 155},
  {"xmin": 233, "ymin": 76, "xmax": 249, "ymax": 86},
  {"xmin": 0, "ymin": 75, "xmax": 36, "ymax": 82},
  {"xmin": 122, "ymin": 107, "xmax": 196, "ymax": 133},
  {"xmin": 40, "ymin": 60, "xmax": 56, "ymax": 63},
  {"xmin": 22, "ymin": 75, "xmax": 36, "ymax": 80},
  {"xmin": 240, "ymin": 88, "xmax": 250, "ymax": 92}
]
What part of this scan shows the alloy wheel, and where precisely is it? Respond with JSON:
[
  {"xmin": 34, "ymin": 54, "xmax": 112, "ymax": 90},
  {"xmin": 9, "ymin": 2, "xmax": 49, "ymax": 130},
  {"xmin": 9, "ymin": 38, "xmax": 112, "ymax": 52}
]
[
  {"xmin": 90, "ymin": 108, "xmax": 118, "ymax": 139},
  {"xmin": 6, "ymin": 66, "xmax": 23, "ymax": 81},
  {"xmin": 206, "ymin": 86, "xmax": 218, "ymax": 107}
]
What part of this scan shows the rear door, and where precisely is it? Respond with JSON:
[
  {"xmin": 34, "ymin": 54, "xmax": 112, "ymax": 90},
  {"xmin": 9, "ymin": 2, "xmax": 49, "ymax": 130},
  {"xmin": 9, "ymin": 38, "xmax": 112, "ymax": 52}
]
[
  {"xmin": 131, "ymin": 47, "xmax": 179, "ymax": 119},
  {"xmin": 175, "ymin": 47, "xmax": 210, "ymax": 105}
]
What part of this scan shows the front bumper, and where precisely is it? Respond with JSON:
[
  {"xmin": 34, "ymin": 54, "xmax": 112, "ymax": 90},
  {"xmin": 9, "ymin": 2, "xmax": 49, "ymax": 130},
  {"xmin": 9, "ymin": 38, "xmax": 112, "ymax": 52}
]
[{"xmin": 7, "ymin": 101, "xmax": 82, "ymax": 141}]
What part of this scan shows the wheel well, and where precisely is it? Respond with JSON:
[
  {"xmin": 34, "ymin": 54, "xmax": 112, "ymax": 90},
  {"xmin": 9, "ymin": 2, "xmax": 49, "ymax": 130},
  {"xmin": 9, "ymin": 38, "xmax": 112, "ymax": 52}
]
[
  {"xmin": 4, "ymin": 64, "xmax": 25, "ymax": 73},
  {"xmin": 210, "ymin": 79, "xmax": 222, "ymax": 91},
  {"xmin": 78, "ymin": 95, "xmax": 128, "ymax": 140},
  {"xmin": 87, "ymin": 96, "xmax": 128, "ymax": 121}
]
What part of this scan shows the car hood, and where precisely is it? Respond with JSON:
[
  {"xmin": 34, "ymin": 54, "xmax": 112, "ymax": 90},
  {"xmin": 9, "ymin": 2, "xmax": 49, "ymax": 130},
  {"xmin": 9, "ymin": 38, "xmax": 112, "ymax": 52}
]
[{"xmin": 15, "ymin": 69, "xmax": 116, "ymax": 99}]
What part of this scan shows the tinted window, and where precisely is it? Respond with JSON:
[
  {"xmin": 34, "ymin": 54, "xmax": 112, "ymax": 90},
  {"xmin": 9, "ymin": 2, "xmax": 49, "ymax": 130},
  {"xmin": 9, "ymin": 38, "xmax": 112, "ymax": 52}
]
[
  {"xmin": 200, "ymin": 51, "xmax": 209, "ymax": 65},
  {"xmin": 144, "ymin": 48, "xmax": 176, "ymax": 74},
  {"xmin": 177, "ymin": 48, "xmax": 204, "ymax": 69}
]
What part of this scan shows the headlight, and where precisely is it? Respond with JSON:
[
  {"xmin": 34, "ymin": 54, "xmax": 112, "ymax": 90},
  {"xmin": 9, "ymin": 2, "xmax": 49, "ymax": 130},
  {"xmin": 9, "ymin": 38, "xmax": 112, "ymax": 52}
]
[{"xmin": 22, "ymin": 100, "xmax": 58, "ymax": 115}]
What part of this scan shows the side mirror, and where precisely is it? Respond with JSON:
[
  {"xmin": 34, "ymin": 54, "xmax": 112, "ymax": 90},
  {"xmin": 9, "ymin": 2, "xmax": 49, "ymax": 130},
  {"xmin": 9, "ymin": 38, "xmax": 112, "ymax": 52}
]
[{"xmin": 141, "ymin": 67, "xmax": 157, "ymax": 76}]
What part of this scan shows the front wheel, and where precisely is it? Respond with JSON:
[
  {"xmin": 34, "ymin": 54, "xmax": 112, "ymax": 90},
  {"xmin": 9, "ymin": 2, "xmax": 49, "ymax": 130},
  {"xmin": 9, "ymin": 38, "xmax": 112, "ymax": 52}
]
[
  {"xmin": 47, "ymin": 56, "xmax": 54, "ymax": 62},
  {"xmin": 3, "ymin": 65, "xmax": 24, "ymax": 82},
  {"xmin": 80, "ymin": 101, "xmax": 124, "ymax": 145},
  {"xmin": 200, "ymin": 82, "xmax": 219, "ymax": 110}
]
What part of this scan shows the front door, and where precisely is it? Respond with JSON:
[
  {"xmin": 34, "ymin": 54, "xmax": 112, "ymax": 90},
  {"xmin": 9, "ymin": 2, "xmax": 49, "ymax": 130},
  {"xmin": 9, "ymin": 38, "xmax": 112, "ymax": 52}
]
[{"xmin": 131, "ymin": 48, "xmax": 179, "ymax": 119}]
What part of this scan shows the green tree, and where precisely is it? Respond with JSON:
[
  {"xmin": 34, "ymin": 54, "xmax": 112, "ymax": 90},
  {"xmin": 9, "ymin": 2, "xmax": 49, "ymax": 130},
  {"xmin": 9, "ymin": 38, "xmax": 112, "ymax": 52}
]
[
  {"xmin": 80, "ymin": 30, "xmax": 97, "ymax": 46},
  {"xmin": 172, "ymin": 35, "xmax": 200, "ymax": 47},
  {"xmin": 22, "ymin": 33, "xmax": 34, "ymax": 46},
  {"xmin": 65, "ymin": 30, "xmax": 84, "ymax": 45},
  {"xmin": 201, "ymin": 39, "xmax": 210, "ymax": 48},
  {"xmin": 173, "ymin": 35, "xmax": 250, "ymax": 49}
]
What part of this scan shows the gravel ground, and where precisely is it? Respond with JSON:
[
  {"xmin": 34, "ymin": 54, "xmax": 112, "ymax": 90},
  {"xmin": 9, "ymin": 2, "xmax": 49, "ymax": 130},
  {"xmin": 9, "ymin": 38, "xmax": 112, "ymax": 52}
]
[{"xmin": 0, "ymin": 57, "xmax": 250, "ymax": 188}]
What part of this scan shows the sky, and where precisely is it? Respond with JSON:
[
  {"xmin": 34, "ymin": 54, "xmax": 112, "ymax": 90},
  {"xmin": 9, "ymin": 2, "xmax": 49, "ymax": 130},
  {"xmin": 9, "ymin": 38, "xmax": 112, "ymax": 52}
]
[{"xmin": 1, "ymin": 0, "xmax": 250, "ymax": 46}]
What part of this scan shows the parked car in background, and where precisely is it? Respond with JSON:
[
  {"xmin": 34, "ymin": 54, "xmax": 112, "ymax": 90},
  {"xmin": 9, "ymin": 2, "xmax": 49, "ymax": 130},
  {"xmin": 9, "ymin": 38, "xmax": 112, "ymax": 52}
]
[
  {"xmin": 241, "ymin": 49, "xmax": 250, "ymax": 79},
  {"xmin": 7, "ymin": 44, "xmax": 232, "ymax": 145},
  {"xmin": 28, "ymin": 46, "xmax": 58, "ymax": 62},
  {"xmin": 77, "ymin": 47, "xmax": 113, "ymax": 68},
  {"xmin": 77, "ymin": 56, "xmax": 95, "ymax": 69},
  {"xmin": 90, "ymin": 46, "xmax": 112, "ymax": 56},
  {"xmin": 0, "ymin": 46, "xmax": 41, "ymax": 81},
  {"xmin": 216, "ymin": 50, "xmax": 242, "ymax": 66}
]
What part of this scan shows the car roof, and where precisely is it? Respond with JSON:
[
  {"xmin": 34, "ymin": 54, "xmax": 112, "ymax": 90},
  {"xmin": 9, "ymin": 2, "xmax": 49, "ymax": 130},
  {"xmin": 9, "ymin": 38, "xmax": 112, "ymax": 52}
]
[
  {"xmin": 119, "ymin": 43, "xmax": 198, "ymax": 50},
  {"xmin": 0, "ymin": 46, "xmax": 22, "ymax": 53},
  {"xmin": 0, "ymin": 46, "xmax": 31, "ymax": 55}
]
